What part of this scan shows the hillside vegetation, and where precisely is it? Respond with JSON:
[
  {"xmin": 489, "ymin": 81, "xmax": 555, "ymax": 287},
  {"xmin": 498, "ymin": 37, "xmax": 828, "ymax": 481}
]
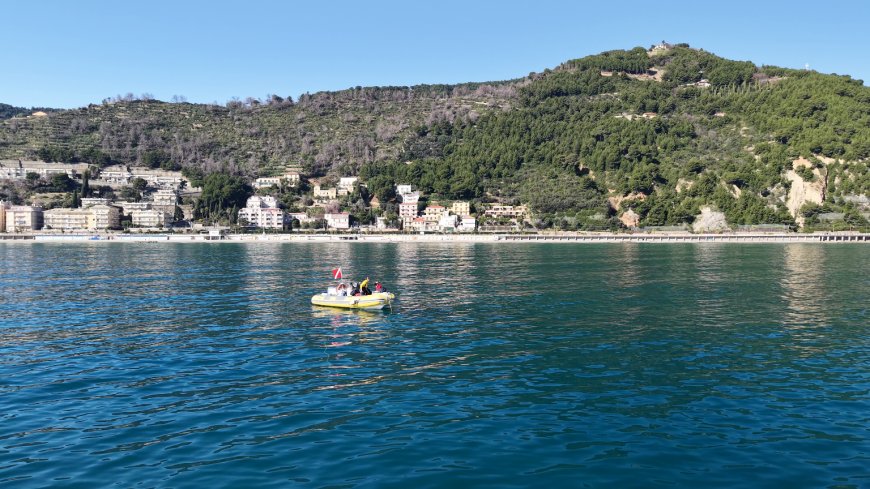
[{"xmin": 2, "ymin": 44, "xmax": 868, "ymax": 229}]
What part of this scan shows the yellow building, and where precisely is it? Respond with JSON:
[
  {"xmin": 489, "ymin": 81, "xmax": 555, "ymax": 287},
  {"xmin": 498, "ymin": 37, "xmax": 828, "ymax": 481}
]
[
  {"xmin": 43, "ymin": 205, "xmax": 121, "ymax": 230},
  {"xmin": 313, "ymin": 184, "xmax": 337, "ymax": 200},
  {"xmin": 451, "ymin": 201, "xmax": 470, "ymax": 216},
  {"xmin": 5, "ymin": 205, "xmax": 44, "ymax": 232},
  {"xmin": 423, "ymin": 205, "xmax": 446, "ymax": 222},
  {"xmin": 44, "ymin": 208, "xmax": 92, "ymax": 230}
]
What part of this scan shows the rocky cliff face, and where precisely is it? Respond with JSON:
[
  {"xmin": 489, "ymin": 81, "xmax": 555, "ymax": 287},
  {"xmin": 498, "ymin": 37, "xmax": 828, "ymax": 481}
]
[
  {"xmin": 619, "ymin": 209, "xmax": 640, "ymax": 228},
  {"xmin": 692, "ymin": 206, "xmax": 729, "ymax": 232},
  {"xmin": 785, "ymin": 157, "xmax": 827, "ymax": 226}
]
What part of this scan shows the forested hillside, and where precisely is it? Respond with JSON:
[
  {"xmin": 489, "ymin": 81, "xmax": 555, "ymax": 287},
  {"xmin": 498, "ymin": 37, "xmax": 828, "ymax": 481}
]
[{"xmin": 2, "ymin": 44, "xmax": 868, "ymax": 229}]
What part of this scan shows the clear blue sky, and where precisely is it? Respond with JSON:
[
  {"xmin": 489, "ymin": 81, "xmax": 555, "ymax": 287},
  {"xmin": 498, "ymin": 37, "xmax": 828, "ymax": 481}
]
[{"xmin": 2, "ymin": 0, "xmax": 868, "ymax": 108}]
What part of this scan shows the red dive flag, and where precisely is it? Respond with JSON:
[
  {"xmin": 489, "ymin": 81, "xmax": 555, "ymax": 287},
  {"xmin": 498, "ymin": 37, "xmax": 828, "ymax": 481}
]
[{"xmin": 332, "ymin": 267, "xmax": 343, "ymax": 280}]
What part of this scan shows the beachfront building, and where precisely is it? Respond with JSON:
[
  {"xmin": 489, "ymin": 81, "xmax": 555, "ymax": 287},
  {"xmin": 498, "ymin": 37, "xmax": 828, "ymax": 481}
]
[
  {"xmin": 43, "ymin": 208, "xmax": 91, "ymax": 230},
  {"xmin": 131, "ymin": 209, "xmax": 172, "ymax": 228},
  {"xmin": 439, "ymin": 213, "xmax": 459, "ymax": 231},
  {"xmin": 238, "ymin": 196, "xmax": 284, "ymax": 229},
  {"xmin": 5, "ymin": 205, "xmax": 43, "ymax": 232},
  {"xmin": 91, "ymin": 205, "xmax": 122, "ymax": 230},
  {"xmin": 42, "ymin": 205, "xmax": 120, "ymax": 231},
  {"xmin": 407, "ymin": 217, "xmax": 431, "ymax": 232},
  {"xmin": 325, "ymin": 212, "xmax": 350, "ymax": 230},
  {"xmin": 451, "ymin": 201, "xmax": 470, "ymax": 216},
  {"xmin": 424, "ymin": 205, "xmax": 446, "ymax": 222},
  {"xmin": 458, "ymin": 216, "xmax": 477, "ymax": 232},
  {"xmin": 399, "ymin": 202, "xmax": 418, "ymax": 226},
  {"xmin": 396, "ymin": 184, "xmax": 413, "ymax": 195},
  {"xmin": 286, "ymin": 212, "xmax": 315, "ymax": 228}
]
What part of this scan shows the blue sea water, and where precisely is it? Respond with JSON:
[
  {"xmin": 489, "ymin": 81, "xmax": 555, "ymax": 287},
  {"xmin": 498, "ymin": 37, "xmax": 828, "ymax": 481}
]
[{"xmin": 0, "ymin": 242, "xmax": 868, "ymax": 488}]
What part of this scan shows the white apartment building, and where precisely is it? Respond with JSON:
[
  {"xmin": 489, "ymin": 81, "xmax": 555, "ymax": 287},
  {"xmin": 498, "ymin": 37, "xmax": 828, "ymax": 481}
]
[
  {"xmin": 400, "ymin": 191, "xmax": 420, "ymax": 204},
  {"xmin": 117, "ymin": 201, "xmax": 151, "ymax": 215},
  {"xmin": 81, "ymin": 197, "xmax": 111, "ymax": 208},
  {"xmin": 246, "ymin": 196, "xmax": 278, "ymax": 209},
  {"xmin": 131, "ymin": 209, "xmax": 171, "ymax": 228},
  {"xmin": 99, "ymin": 167, "xmax": 132, "ymax": 184},
  {"xmin": 152, "ymin": 188, "xmax": 179, "ymax": 207},
  {"xmin": 0, "ymin": 161, "xmax": 89, "ymax": 180},
  {"xmin": 439, "ymin": 213, "xmax": 459, "ymax": 231},
  {"xmin": 337, "ymin": 177, "xmax": 358, "ymax": 196},
  {"xmin": 458, "ymin": 216, "xmax": 477, "ymax": 232},
  {"xmin": 237, "ymin": 195, "xmax": 284, "ymax": 229},
  {"xmin": 399, "ymin": 202, "xmax": 418, "ymax": 223},
  {"xmin": 325, "ymin": 213, "xmax": 350, "ymax": 229},
  {"xmin": 130, "ymin": 168, "xmax": 184, "ymax": 188}
]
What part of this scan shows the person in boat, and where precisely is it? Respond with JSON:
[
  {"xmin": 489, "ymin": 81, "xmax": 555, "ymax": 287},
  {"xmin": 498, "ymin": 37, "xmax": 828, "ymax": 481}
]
[
  {"xmin": 360, "ymin": 277, "xmax": 371, "ymax": 296},
  {"xmin": 336, "ymin": 283, "xmax": 348, "ymax": 296},
  {"xmin": 375, "ymin": 281, "xmax": 383, "ymax": 293},
  {"xmin": 350, "ymin": 281, "xmax": 360, "ymax": 296}
]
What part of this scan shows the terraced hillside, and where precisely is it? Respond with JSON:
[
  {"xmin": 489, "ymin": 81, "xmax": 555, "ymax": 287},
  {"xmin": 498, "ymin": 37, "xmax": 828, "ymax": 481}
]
[{"xmin": 0, "ymin": 83, "xmax": 518, "ymax": 178}]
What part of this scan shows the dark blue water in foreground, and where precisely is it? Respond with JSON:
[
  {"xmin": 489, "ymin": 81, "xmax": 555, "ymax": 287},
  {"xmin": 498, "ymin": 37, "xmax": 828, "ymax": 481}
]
[{"xmin": 1, "ymin": 243, "xmax": 868, "ymax": 488}]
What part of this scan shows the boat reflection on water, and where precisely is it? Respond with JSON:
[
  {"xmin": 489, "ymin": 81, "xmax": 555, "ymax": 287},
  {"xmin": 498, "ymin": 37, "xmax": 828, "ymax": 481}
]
[
  {"xmin": 310, "ymin": 307, "xmax": 392, "ymax": 348},
  {"xmin": 310, "ymin": 306, "xmax": 390, "ymax": 327}
]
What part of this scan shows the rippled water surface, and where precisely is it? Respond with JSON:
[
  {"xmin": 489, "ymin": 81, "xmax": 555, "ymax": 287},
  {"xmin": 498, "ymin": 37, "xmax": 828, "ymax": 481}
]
[{"xmin": 1, "ymin": 243, "xmax": 868, "ymax": 488}]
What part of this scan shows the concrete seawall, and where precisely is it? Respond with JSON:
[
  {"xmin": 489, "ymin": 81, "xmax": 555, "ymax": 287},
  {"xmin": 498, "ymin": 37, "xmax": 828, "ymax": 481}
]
[{"xmin": 1, "ymin": 232, "xmax": 869, "ymax": 244}]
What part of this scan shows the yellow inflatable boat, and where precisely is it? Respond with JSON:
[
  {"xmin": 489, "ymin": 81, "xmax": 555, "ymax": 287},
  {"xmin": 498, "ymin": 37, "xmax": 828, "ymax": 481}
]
[{"xmin": 311, "ymin": 291, "xmax": 396, "ymax": 310}]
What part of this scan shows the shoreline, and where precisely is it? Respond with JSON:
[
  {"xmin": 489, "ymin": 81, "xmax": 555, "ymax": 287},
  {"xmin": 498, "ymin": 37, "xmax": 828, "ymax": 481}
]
[{"xmin": 1, "ymin": 232, "xmax": 869, "ymax": 244}]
